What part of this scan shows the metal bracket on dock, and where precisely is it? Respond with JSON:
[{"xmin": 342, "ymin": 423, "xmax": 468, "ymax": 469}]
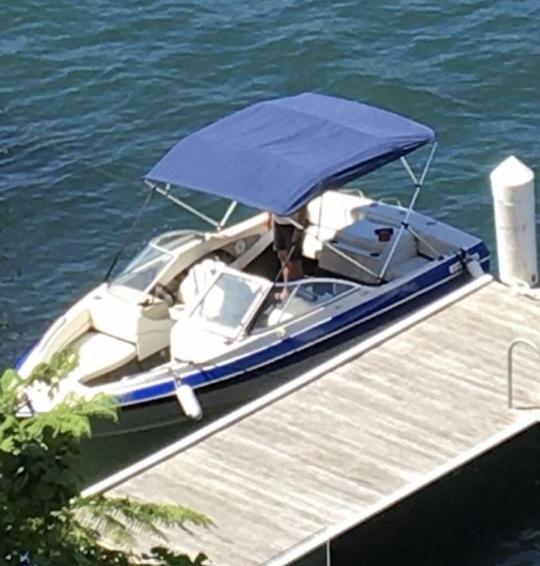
[{"xmin": 507, "ymin": 338, "xmax": 539, "ymax": 409}]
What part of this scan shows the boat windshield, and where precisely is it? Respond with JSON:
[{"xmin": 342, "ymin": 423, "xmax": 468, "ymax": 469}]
[
  {"xmin": 189, "ymin": 271, "xmax": 269, "ymax": 338},
  {"xmin": 251, "ymin": 278, "xmax": 361, "ymax": 332},
  {"xmin": 111, "ymin": 231, "xmax": 199, "ymax": 295}
]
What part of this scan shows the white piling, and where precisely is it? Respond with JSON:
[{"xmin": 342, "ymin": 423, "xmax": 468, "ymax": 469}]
[{"xmin": 490, "ymin": 156, "xmax": 537, "ymax": 288}]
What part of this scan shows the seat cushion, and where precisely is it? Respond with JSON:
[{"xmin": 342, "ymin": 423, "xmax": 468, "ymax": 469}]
[
  {"xmin": 302, "ymin": 225, "xmax": 337, "ymax": 259},
  {"xmin": 179, "ymin": 259, "xmax": 226, "ymax": 307},
  {"xmin": 337, "ymin": 220, "xmax": 391, "ymax": 253},
  {"xmin": 69, "ymin": 331, "xmax": 137, "ymax": 383}
]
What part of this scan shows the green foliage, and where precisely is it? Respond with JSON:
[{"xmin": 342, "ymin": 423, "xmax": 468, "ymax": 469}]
[
  {"xmin": 0, "ymin": 352, "xmax": 211, "ymax": 565},
  {"xmin": 78, "ymin": 495, "xmax": 213, "ymax": 546},
  {"xmin": 28, "ymin": 349, "xmax": 79, "ymax": 390}
]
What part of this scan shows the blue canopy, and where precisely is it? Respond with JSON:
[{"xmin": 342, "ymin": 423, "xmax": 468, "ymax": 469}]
[{"xmin": 144, "ymin": 93, "xmax": 435, "ymax": 216}]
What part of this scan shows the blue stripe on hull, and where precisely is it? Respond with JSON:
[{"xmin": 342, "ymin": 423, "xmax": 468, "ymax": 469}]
[{"xmin": 119, "ymin": 244, "xmax": 489, "ymax": 407}]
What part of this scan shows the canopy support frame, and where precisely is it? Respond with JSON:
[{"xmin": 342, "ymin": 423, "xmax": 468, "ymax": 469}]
[
  {"xmin": 378, "ymin": 142, "xmax": 438, "ymax": 280},
  {"xmin": 407, "ymin": 225, "xmax": 443, "ymax": 259},
  {"xmin": 145, "ymin": 181, "xmax": 220, "ymax": 228},
  {"xmin": 219, "ymin": 201, "xmax": 238, "ymax": 229}
]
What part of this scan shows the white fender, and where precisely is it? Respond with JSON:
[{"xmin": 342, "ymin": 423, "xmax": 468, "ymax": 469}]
[{"xmin": 175, "ymin": 383, "xmax": 203, "ymax": 421}]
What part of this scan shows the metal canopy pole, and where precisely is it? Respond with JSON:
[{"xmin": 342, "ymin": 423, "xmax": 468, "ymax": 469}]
[
  {"xmin": 145, "ymin": 181, "xmax": 220, "ymax": 228},
  {"xmin": 219, "ymin": 200, "xmax": 238, "ymax": 229},
  {"xmin": 378, "ymin": 142, "xmax": 438, "ymax": 280},
  {"xmin": 407, "ymin": 225, "xmax": 442, "ymax": 258}
]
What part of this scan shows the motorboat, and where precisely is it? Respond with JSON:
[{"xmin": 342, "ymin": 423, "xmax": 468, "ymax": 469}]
[{"xmin": 17, "ymin": 93, "xmax": 489, "ymax": 428}]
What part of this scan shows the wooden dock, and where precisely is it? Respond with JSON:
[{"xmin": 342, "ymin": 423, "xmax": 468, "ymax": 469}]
[{"xmin": 85, "ymin": 275, "xmax": 540, "ymax": 565}]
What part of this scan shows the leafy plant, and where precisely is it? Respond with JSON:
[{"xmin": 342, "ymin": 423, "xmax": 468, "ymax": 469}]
[{"xmin": 0, "ymin": 352, "xmax": 212, "ymax": 565}]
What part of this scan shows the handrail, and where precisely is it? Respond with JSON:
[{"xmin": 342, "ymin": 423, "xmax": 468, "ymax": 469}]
[{"xmin": 507, "ymin": 338, "xmax": 539, "ymax": 409}]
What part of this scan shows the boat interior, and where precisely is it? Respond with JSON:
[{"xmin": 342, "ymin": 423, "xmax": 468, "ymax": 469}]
[{"xmin": 21, "ymin": 190, "xmax": 475, "ymax": 387}]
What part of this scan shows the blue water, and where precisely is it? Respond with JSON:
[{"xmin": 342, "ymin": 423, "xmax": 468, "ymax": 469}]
[{"xmin": 1, "ymin": 1, "xmax": 540, "ymax": 562}]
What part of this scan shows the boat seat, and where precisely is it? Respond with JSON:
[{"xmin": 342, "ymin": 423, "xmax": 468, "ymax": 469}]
[
  {"xmin": 318, "ymin": 219, "xmax": 418, "ymax": 283},
  {"xmin": 178, "ymin": 258, "xmax": 226, "ymax": 307},
  {"xmin": 337, "ymin": 220, "xmax": 395, "ymax": 253},
  {"xmin": 306, "ymin": 190, "xmax": 368, "ymax": 230},
  {"xmin": 68, "ymin": 331, "xmax": 137, "ymax": 384},
  {"xmin": 303, "ymin": 225, "xmax": 337, "ymax": 259},
  {"xmin": 303, "ymin": 191, "xmax": 370, "ymax": 260},
  {"xmin": 90, "ymin": 293, "xmax": 173, "ymax": 361}
]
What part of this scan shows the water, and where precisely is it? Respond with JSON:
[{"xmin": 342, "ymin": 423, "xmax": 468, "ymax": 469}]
[{"xmin": 1, "ymin": 0, "xmax": 540, "ymax": 562}]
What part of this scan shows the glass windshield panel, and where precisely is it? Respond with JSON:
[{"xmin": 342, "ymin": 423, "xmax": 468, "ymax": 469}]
[
  {"xmin": 111, "ymin": 245, "xmax": 172, "ymax": 292},
  {"xmin": 252, "ymin": 279, "xmax": 357, "ymax": 331},
  {"xmin": 110, "ymin": 231, "xmax": 199, "ymax": 294},
  {"xmin": 190, "ymin": 272, "xmax": 267, "ymax": 336}
]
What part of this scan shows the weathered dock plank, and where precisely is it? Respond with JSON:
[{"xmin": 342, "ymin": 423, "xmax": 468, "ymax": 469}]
[{"xmin": 86, "ymin": 278, "xmax": 540, "ymax": 565}]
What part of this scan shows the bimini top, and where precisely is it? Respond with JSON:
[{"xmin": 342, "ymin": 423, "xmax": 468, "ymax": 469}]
[{"xmin": 144, "ymin": 93, "xmax": 435, "ymax": 216}]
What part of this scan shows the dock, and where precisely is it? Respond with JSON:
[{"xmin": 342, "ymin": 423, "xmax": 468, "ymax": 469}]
[{"xmin": 85, "ymin": 275, "xmax": 540, "ymax": 565}]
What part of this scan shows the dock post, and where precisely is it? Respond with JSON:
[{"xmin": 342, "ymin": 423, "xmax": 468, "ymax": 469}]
[{"xmin": 490, "ymin": 156, "xmax": 537, "ymax": 288}]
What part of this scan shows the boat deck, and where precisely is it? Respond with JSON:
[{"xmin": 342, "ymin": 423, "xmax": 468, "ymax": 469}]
[{"xmin": 85, "ymin": 276, "xmax": 540, "ymax": 565}]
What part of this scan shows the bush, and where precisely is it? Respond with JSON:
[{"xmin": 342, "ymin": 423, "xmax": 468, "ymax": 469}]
[{"xmin": 0, "ymin": 352, "xmax": 212, "ymax": 565}]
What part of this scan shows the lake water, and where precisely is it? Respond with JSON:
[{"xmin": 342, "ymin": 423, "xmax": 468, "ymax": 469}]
[{"xmin": 1, "ymin": 1, "xmax": 539, "ymax": 563}]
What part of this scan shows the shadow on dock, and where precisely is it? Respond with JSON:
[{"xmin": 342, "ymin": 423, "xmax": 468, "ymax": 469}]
[{"xmin": 297, "ymin": 425, "xmax": 540, "ymax": 566}]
